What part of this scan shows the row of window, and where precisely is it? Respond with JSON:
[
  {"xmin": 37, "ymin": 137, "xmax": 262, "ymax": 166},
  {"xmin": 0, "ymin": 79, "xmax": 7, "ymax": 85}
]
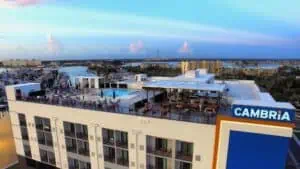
[
  {"xmin": 147, "ymin": 136, "xmax": 194, "ymax": 161},
  {"xmin": 68, "ymin": 157, "xmax": 91, "ymax": 169},
  {"xmin": 18, "ymin": 114, "xmax": 194, "ymax": 169}
]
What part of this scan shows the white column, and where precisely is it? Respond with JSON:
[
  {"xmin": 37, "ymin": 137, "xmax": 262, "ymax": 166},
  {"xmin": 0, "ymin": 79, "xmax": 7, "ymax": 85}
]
[
  {"xmin": 88, "ymin": 124, "xmax": 104, "ymax": 169},
  {"xmin": 54, "ymin": 119, "xmax": 69, "ymax": 169},
  {"xmin": 26, "ymin": 115, "xmax": 40, "ymax": 161}
]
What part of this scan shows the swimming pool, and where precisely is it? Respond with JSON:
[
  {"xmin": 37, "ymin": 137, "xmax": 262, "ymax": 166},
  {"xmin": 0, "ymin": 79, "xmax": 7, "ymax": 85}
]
[{"xmin": 99, "ymin": 89, "xmax": 136, "ymax": 98}]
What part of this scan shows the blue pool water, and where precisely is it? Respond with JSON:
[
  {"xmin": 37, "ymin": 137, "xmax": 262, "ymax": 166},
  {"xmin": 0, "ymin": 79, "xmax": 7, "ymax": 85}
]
[{"xmin": 100, "ymin": 89, "xmax": 135, "ymax": 98}]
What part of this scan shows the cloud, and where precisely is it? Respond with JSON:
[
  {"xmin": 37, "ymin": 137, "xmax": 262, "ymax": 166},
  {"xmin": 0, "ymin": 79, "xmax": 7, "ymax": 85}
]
[
  {"xmin": 0, "ymin": 0, "xmax": 42, "ymax": 8},
  {"xmin": 178, "ymin": 41, "xmax": 191, "ymax": 53},
  {"xmin": 1, "ymin": 8, "xmax": 299, "ymax": 48},
  {"xmin": 129, "ymin": 40, "xmax": 144, "ymax": 53},
  {"xmin": 47, "ymin": 34, "xmax": 63, "ymax": 55}
]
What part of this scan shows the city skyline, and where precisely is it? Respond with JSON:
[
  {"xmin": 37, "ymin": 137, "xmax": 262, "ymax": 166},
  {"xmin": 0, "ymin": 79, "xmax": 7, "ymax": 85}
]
[{"xmin": 0, "ymin": 0, "xmax": 300, "ymax": 60}]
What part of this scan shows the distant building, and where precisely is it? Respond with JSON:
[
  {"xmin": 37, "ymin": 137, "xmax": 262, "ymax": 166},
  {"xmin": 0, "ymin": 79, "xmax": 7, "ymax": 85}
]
[
  {"xmin": 181, "ymin": 60, "xmax": 222, "ymax": 74},
  {"xmin": 2, "ymin": 59, "xmax": 42, "ymax": 67},
  {"xmin": 222, "ymin": 62, "xmax": 280, "ymax": 76}
]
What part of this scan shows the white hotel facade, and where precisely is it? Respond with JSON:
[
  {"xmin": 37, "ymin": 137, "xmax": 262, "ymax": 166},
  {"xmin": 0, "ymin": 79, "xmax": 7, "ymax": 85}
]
[{"xmin": 6, "ymin": 69, "xmax": 296, "ymax": 169}]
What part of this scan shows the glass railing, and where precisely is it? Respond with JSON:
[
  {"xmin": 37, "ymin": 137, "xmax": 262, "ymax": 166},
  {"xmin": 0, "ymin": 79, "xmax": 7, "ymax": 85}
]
[
  {"xmin": 17, "ymin": 96, "xmax": 218, "ymax": 125},
  {"xmin": 147, "ymin": 146, "xmax": 172, "ymax": 157}
]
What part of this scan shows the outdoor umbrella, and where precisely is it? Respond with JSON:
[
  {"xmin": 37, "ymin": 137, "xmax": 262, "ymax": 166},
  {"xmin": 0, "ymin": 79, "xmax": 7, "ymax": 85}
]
[
  {"xmin": 113, "ymin": 90, "xmax": 116, "ymax": 99},
  {"xmin": 100, "ymin": 89, "xmax": 104, "ymax": 98}
]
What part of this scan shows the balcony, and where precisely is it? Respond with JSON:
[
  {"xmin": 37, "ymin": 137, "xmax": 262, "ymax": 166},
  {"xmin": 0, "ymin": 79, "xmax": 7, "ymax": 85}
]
[
  {"xmin": 103, "ymin": 137, "xmax": 115, "ymax": 146},
  {"xmin": 147, "ymin": 165, "xmax": 167, "ymax": 169},
  {"xmin": 116, "ymin": 140, "xmax": 128, "ymax": 149},
  {"xmin": 38, "ymin": 138, "xmax": 46, "ymax": 145},
  {"xmin": 76, "ymin": 132, "xmax": 88, "ymax": 140},
  {"xmin": 104, "ymin": 155, "xmax": 115, "ymax": 163},
  {"xmin": 36, "ymin": 124, "xmax": 43, "ymax": 130},
  {"xmin": 21, "ymin": 134, "xmax": 29, "ymax": 141},
  {"xmin": 147, "ymin": 146, "xmax": 172, "ymax": 158},
  {"xmin": 78, "ymin": 148, "xmax": 90, "ymax": 156},
  {"xmin": 19, "ymin": 120, "xmax": 27, "ymax": 127},
  {"xmin": 176, "ymin": 151, "xmax": 193, "ymax": 162},
  {"xmin": 41, "ymin": 154, "xmax": 48, "ymax": 163},
  {"xmin": 66, "ymin": 145, "xmax": 77, "ymax": 154},
  {"xmin": 175, "ymin": 161, "xmax": 192, "ymax": 169},
  {"xmin": 24, "ymin": 150, "xmax": 32, "ymax": 158},
  {"xmin": 117, "ymin": 158, "xmax": 129, "ymax": 167},
  {"xmin": 49, "ymin": 157, "xmax": 56, "ymax": 165},
  {"xmin": 65, "ymin": 131, "xmax": 76, "ymax": 138}
]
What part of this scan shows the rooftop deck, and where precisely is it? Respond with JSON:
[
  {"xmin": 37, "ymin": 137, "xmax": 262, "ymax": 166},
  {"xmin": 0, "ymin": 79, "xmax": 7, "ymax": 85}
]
[{"xmin": 15, "ymin": 88, "xmax": 230, "ymax": 125}]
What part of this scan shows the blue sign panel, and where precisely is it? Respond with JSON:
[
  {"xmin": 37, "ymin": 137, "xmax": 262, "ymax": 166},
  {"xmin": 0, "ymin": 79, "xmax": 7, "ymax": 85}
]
[
  {"xmin": 226, "ymin": 131, "xmax": 290, "ymax": 169},
  {"xmin": 232, "ymin": 104, "xmax": 295, "ymax": 122}
]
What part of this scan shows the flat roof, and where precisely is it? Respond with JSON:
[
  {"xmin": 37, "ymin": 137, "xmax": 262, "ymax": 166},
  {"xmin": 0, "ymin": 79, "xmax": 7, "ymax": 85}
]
[
  {"xmin": 225, "ymin": 81, "xmax": 261, "ymax": 100},
  {"xmin": 144, "ymin": 80, "xmax": 226, "ymax": 92},
  {"xmin": 10, "ymin": 83, "xmax": 40, "ymax": 88},
  {"xmin": 232, "ymin": 99, "xmax": 295, "ymax": 110}
]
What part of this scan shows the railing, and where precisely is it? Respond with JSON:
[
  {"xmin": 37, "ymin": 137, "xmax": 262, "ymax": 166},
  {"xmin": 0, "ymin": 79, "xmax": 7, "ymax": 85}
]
[
  {"xmin": 116, "ymin": 140, "xmax": 128, "ymax": 149},
  {"xmin": 65, "ymin": 131, "xmax": 76, "ymax": 138},
  {"xmin": 19, "ymin": 121, "xmax": 27, "ymax": 127},
  {"xmin": 66, "ymin": 146, "xmax": 77, "ymax": 153},
  {"xmin": 76, "ymin": 132, "xmax": 88, "ymax": 140},
  {"xmin": 21, "ymin": 134, "xmax": 29, "ymax": 141},
  {"xmin": 104, "ymin": 155, "xmax": 115, "ymax": 163},
  {"xmin": 41, "ymin": 155, "xmax": 48, "ymax": 163},
  {"xmin": 78, "ymin": 148, "xmax": 90, "ymax": 156},
  {"xmin": 17, "ymin": 96, "xmax": 217, "ymax": 125},
  {"xmin": 176, "ymin": 151, "xmax": 193, "ymax": 162},
  {"xmin": 117, "ymin": 158, "xmax": 129, "ymax": 166},
  {"xmin": 24, "ymin": 150, "xmax": 32, "ymax": 158},
  {"xmin": 49, "ymin": 157, "xmax": 56, "ymax": 165},
  {"xmin": 103, "ymin": 138, "xmax": 115, "ymax": 146},
  {"xmin": 147, "ymin": 146, "xmax": 172, "ymax": 157},
  {"xmin": 147, "ymin": 165, "xmax": 167, "ymax": 169}
]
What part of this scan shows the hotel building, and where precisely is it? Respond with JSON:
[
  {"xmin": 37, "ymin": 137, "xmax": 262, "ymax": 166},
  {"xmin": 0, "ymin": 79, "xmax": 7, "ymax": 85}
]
[{"xmin": 6, "ymin": 69, "xmax": 295, "ymax": 169}]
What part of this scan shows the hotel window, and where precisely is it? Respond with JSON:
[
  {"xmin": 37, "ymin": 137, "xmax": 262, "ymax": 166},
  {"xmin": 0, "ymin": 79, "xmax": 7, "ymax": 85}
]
[
  {"xmin": 176, "ymin": 141, "xmax": 193, "ymax": 162},
  {"xmin": 77, "ymin": 140, "xmax": 90, "ymax": 156},
  {"xmin": 104, "ymin": 146, "xmax": 115, "ymax": 163},
  {"xmin": 176, "ymin": 161, "xmax": 192, "ymax": 169},
  {"xmin": 35, "ymin": 116, "xmax": 53, "ymax": 147},
  {"xmin": 155, "ymin": 157, "xmax": 168, "ymax": 169},
  {"xmin": 102, "ymin": 128, "xmax": 115, "ymax": 145},
  {"xmin": 68, "ymin": 158, "xmax": 79, "ymax": 169},
  {"xmin": 64, "ymin": 121, "xmax": 90, "ymax": 157},
  {"xmin": 75, "ymin": 124, "xmax": 88, "ymax": 140},
  {"xmin": 21, "ymin": 127, "xmax": 29, "ymax": 140},
  {"xmin": 39, "ymin": 149, "xmax": 56, "ymax": 166},
  {"xmin": 68, "ymin": 158, "xmax": 90, "ymax": 169},
  {"xmin": 35, "ymin": 117, "xmax": 51, "ymax": 132},
  {"xmin": 18, "ymin": 113, "xmax": 27, "ymax": 127},
  {"xmin": 64, "ymin": 122, "xmax": 76, "ymax": 137},
  {"xmin": 115, "ymin": 130, "xmax": 128, "ymax": 148},
  {"xmin": 66, "ymin": 137, "xmax": 77, "ymax": 153},
  {"xmin": 116, "ymin": 149, "xmax": 129, "ymax": 166},
  {"xmin": 23, "ymin": 144, "xmax": 32, "ymax": 158}
]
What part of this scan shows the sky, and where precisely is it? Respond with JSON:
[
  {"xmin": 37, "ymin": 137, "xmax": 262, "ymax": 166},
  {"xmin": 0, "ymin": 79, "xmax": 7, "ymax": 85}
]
[{"xmin": 0, "ymin": 0, "xmax": 300, "ymax": 60}]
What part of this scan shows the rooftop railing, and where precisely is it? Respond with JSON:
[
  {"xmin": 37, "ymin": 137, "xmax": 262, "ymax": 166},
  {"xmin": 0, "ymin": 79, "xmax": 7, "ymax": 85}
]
[{"xmin": 16, "ymin": 95, "xmax": 220, "ymax": 125}]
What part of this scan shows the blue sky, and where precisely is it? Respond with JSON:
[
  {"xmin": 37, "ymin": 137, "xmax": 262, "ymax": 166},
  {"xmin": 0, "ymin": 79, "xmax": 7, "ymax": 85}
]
[{"xmin": 0, "ymin": 0, "xmax": 300, "ymax": 60}]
